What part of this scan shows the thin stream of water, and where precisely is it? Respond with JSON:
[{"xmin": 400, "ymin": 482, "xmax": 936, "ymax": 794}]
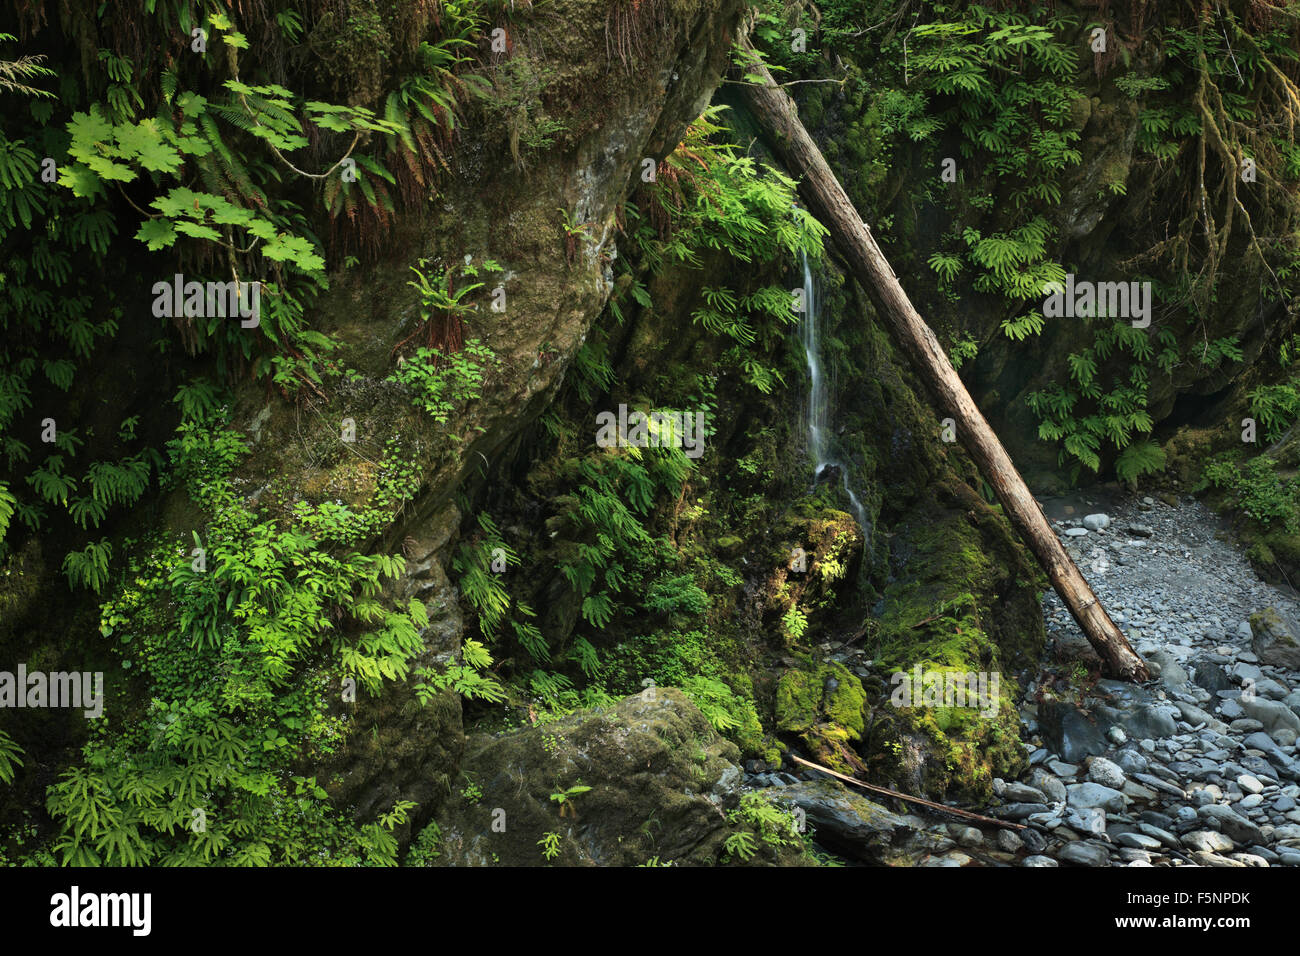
[{"xmin": 799, "ymin": 252, "xmax": 869, "ymax": 533}]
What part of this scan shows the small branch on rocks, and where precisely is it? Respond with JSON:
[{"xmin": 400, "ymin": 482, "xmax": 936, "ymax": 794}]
[{"xmin": 787, "ymin": 755, "xmax": 1026, "ymax": 831}]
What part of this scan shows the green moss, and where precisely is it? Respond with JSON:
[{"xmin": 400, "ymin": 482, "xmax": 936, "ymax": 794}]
[{"xmin": 774, "ymin": 660, "xmax": 865, "ymax": 740}]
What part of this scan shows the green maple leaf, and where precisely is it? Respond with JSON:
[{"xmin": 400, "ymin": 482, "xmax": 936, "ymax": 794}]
[
  {"xmin": 262, "ymin": 233, "xmax": 323, "ymax": 272},
  {"xmin": 58, "ymin": 163, "xmax": 106, "ymax": 199},
  {"xmin": 82, "ymin": 154, "xmax": 135, "ymax": 183},
  {"xmin": 66, "ymin": 109, "xmax": 115, "ymax": 153},
  {"xmin": 114, "ymin": 120, "xmax": 183, "ymax": 173},
  {"xmin": 174, "ymin": 221, "xmax": 222, "ymax": 241}
]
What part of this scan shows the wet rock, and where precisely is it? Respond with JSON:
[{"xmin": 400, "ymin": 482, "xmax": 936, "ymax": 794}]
[
  {"xmin": 1194, "ymin": 663, "xmax": 1236, "ymax": 694},
  {"xmin": 1057, "ymin": 840, "xmax": 1111, "ymax": 866},
  {"xmin": 1027, "ymin": 768, "xmax": 1068, "ymax": 804},
  {"xmin": 1182, "ymin": 830, "xmax": 1235, "ymax": 853},
  {"xmin": 778, "ymin": 778, "xmax": 948, "ymax": 865},
  {"xmin": 1020, "ymin": 827, "xmax": 1047, "ymax": 853},
  {"xmin": 995, "ymin": 829, "xmax": 1024, "ymax": 853},
  {"xmin": 999, "ymin": 781, "xmax": 1049, "ymax": 803},
  {"xmin": 1115, "ymin": 750, "xmax": 1150, "ymax": 776},
  {"xmin": 1039, "ymin": 699, "xmax": 1108, "ymax": 763},
  {"xmin": 1191, "ymin": 850, "xmax": 1247, "ymax": 867},
  {"xmin": 1122, "ymin": 780, "xmax": 1159, "ymax": 802},
  {"xmin": 1065, "ymin": 806, "xmax": 1107, "ymax": 835},
  {"xmin": 995, "ymin": 802, "xmax": 1051, "ymax": 821},
  {"xmin": 1197, "ymin": 805, "xmax": 1264, "ymax": 846},
  {"xmin": 1241, "ymin": 697, "xmax": 1300, "ymax": 735},
  {"xmin": 1255, "ymin": 678, "xmax": 1290, "ymax": 701},
  {"xmin": 1176, "ymin": 702, "xmax": 1227, "ymax": 733},
  {"xmin": 1049, "ymin": 759, "xmax": 1080, "ymax": 778},
  {"xmin": 1067, "ymin": 782, "xmax": 1126, "ymax": 813},
  {"xmin": 1149, "ymin": 650, "xmax": 1189, "ymax": 689},
  {"xmin": 1116, "ymin": 831, "xmax": 1162, "ymax": 850},
  {"xmin": 1220, "ymin": 699, "xmax": 1246, "ymax": 720},
  {"xmin": 1136, "ymin": 823, "xmax": 1180, "ymax": 849}
]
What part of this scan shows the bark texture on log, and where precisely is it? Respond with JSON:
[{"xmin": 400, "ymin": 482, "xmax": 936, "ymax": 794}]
[{"xmin": 735, "ymin": 48, "xmax": 1150, "ymax": 682}]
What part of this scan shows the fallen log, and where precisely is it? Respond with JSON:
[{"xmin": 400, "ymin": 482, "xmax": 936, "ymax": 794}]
[{"xmin": 735, "ymin": 44, "xmax": 1149, "ymax": 682}]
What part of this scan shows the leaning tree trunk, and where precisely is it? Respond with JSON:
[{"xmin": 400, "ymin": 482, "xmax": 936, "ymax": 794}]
[{"xmin": 735, "ymin": 45, "xmax": 1149, "ymax": 682}]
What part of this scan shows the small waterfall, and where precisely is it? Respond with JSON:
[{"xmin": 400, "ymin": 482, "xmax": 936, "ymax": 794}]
[{"xmin": 799, "ymin": 252, "xmax": 869, "ymax": 534}]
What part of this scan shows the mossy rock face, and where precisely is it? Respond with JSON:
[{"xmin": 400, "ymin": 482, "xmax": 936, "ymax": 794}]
[
  {"xmin": 775, "ymin": 661, "xmax": 865, "ymax": 737},
  {"xmin": 430, "ymin": 689, "xmax": 758, "ymax": 867},
  {"xmin": 872, "ymin": 692, "xmax": 1026, "ymax": 804},
  {"xmin": 771, "ymin": 502, "xmax": 863, "ymax": 625},
  {"xmin": 860, "ymin": 478, "xmax": 1042, "ymax": 801},
  {"xmin": 774, "ymin": 660, "xmax": 867, "ymax": 773}
]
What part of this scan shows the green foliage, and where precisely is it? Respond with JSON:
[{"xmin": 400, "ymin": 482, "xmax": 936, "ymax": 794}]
[
  {"xmin": 724, "ymin": 792, "xmax": 802, "ymax": 862},
  {"xmin": 628, "ymin": 105, "xmax": 826, "ymax": 393},
  {"xmin": 680, "ymin": 675, "xmax": 764, "ymax": 752},
  {"xmin": 414, "ymin": 638, "xmax": 507, "ymax": 705},
  {"xmin": 1025, "ymin": 318, "xmax": 1169, "ymax": 477},
  {"xmin": 62, "ymin": 539, "xmax": 113, "ymax": 593},
  {"xmin": 1204, "ymin": 454, "xmax": 1299, "ymax": 532},
  {"xmin": 406, "ymin": 821, "xmax": 442, "ymax": 866},
  {"xmin": 643, "ymin": 573, "xmax": 710, "ymax": 617},
  {"xmin": 549, "ymin": 784, "xmax": 592, "ymax": 806},
  {"xmin": 405, "ymin": 256, "xmax": 502, "ymax": 327},
  {"xmin": 722, "ymin": 829, "xmax": 756, "ymax": 861},
  {"xmin": 1115, "ymin": 440, "xmax": 1167, "ymax": 483},
  {"xmin": 0, "ymin": 729, "xmax": 23, "ymax": 785},
  {"xmin": 782, "ymin": 605, "xmax": 809, "ymax": 641},
  {"xmin": 1249, "ymin": 384, "xmax": 1300, "ymax": 444},
  {"xmin": 44, "ymin": 408, "xmax": 436, "ymax": 864},
  {"xmin": 553, "ymin": 449, "xmax": 692, "ymax": 632},
  {"xmin": 390, "ymin": 341, "xmax": 497, "ymax": 424},
  {"xmin": 0, "ymin": 33, "xmax": 55, "ymax": 98},
  {"xmin": 538, "ymin": 831, "xmax": 562, "ymax": 861},
  {"xmin": 962, "ymin": 218, "xmax": 1064, "ymax": 302}
]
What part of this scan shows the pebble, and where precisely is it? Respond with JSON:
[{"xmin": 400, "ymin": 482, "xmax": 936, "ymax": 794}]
[
  {"xmin": 1183, "ymin": 830, "xmax": 1235, "ymax": 853},
  {"xmin": 1087, "ymin": 756, "xmax": 1126, "ymax": 789},
  {"xmin": 1238, "ymin": 774, "xmax": 1265, "ymax": 795},
  {"xmin": 1116, "ymin": 831, "xmax": 1161, "ymax": 850},
  {"xmin": 1057, "ymin": 841, "xmax": 1111, "ymax": 866},
  {"xmin": 995, "ymin": 829, "xmax": 1023, "ymax": 853}
]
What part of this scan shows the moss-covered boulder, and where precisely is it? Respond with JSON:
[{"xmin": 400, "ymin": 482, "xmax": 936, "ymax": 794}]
[
  {"xmin": 430, "ymin": 688, "xmax": 757, "ymax": 867},
  {"xmin": 774, "ymin": 660, "xmax": 867, "ymax": 773}
]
